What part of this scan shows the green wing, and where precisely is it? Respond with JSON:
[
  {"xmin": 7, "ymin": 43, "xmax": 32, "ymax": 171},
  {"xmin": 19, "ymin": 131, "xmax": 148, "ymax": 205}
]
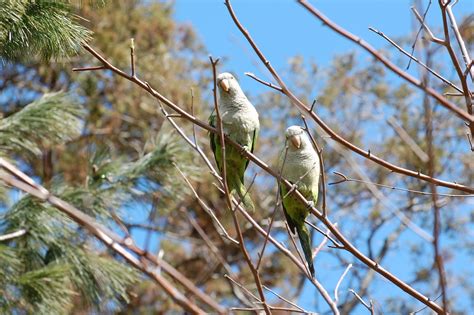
[
  {"xmin": 243, "ymin": 127, "xmax": 258, "ymax": 176},
  {"xmin": 209, "ymin": 114, "xmax": 222, "ymax": 171},
  {"xmin": 280, "ymin": 181, "xmax": 315, "ymax": 277},
  {"xmin": 279, "ymin": 183, "xmax": 297, "ymax": 234}
]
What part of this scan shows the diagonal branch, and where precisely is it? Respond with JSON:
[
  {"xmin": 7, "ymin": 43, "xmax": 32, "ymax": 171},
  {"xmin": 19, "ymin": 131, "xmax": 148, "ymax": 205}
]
[
  {"xmin": 220, "ymin": 8, "xmax": 473, "ymax": 193},
  {"xmin": 209, "ymin": 57, "xmax": 271, "ymax": 315},
  {"xmin": 0, "ymin": 229, "xmax": 27, "ymax": 242},
  {"xmin": 368, "ymin": 27, "xmax": 462, "ymax": 93},
  {"xmin": 76, "ymin": 34, "xmax": 446, "ymax": 313},
  {"xmin": 297, "ymin": 0, "xmax": 473, "ymax": 123},
  {"xmin": 223, "ymin": 1, "xmax": 446, "ymax": 312},
  {"xmin": 0, "ymin": 159, "xmax": 224, "ymax": 314},
  {"xmin": 75, "ymin": 43, "xmax": 474, "ymax": 194}
]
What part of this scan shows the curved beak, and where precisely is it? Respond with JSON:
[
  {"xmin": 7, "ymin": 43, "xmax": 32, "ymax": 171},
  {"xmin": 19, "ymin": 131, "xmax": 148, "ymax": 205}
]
[
  {"xmin": 220, "ymin": 79, "xmax": 230, "ymax": 92},
  {"xmin": 288, "ymin": 135, "xmax": 301, "ymax": 149}
]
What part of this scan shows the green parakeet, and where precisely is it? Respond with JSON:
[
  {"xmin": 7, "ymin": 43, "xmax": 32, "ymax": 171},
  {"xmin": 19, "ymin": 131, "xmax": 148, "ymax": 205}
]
[
  {"xmin": 279, "ymin": 125, "xmax": 320, "ymax": 277},
  {"xmin": 209, "ymin": 72, "xmax": 259, "ymax": 212}
]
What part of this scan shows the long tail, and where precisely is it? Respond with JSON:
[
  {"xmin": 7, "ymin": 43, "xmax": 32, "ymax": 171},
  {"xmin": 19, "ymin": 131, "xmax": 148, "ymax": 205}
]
[
  {"xmin": 227, "ymin": 174, "xmax": 255, "ymax": 213},
  {"xmin": 296, "ymin": 224, "xmax": 315, "ymax": 278}
]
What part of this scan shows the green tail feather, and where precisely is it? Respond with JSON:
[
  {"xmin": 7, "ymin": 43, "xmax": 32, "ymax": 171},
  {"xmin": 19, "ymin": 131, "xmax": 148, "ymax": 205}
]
[
  {"xmin": 296, "ymin": 224, "xmax": 315, "ymax": 277},
  {"xmin": 228, "ymin": 175, "xmax": 255, "ymax": 213}
]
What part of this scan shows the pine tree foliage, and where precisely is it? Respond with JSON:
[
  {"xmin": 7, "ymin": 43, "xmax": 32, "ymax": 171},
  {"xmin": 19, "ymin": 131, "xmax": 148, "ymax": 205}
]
[
  {"xmin": 0, "ymin": 92, "xmax": 84, "ymax": 157},
  {"xmin": 0, "ymin": 98, "xmax": 197, "ymax": 313},
  {"xmin": 0, "ymin": 185, "xmax": 139, "ymax": 313},
  {"xmin": 0, "ymin": 0, "xmax": 92, "ymax": 61}
]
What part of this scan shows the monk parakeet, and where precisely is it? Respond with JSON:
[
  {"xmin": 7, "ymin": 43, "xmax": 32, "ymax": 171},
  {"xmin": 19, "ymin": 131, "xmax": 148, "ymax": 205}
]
[
  {"xmin": 279, "ymin": 126, "xmax": 320, "ymax": 277},
  {"xmin": 209, "ymin": 72, "xmax": 259, "ymax": 212}
]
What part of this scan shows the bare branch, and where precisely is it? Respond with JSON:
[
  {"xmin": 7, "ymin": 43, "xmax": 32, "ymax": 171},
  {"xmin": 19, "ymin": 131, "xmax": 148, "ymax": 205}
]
[
  {"xmin": 76, "ymin": 35, "xmax": 448, "ymax": 313},
  {"xmin": 0, "ymin": 159, "xmax": 225, "ymax": 314},
  {"xmin": 220, "ymin": 3, "xmax": 474, "ymax": 193},
  {"xmin": 224, "ymin": 274, "xmax": 261, "ymax": 302},
  {"xmin": 130, "ymin": 38, "xmax": 136, "ymax": 78},
  {"xmin": 368, "ymin": 27, "xmax": 462, "ymax": 93},
  {"xmin": 174, "ymin": 163, "xmax": 238, "ymax": 244},
  {"xmin": 256, "ymin": 146, "xmax": 288, "ymax": 270},
  {"xmin": 335, "ymin": 264, "xmax": 353, "ymax": 304},
  {"xmin": 301, "ymin": 115, "xmax": 328, "ymax": 216},
  {"xmin": 445, "ymin": 3, "xmax": 474, "ymax": 79},
  {"xmin": 245, "ymin": 72, "xmax": 283, "ymax": 92},
  {"xmin": 312, "ymin": 226, "xmax": 330, "ymax": 259},
  {"xmin": 263, "ymin": 285, "xmax": 308, "ymax": 313},
  {"xmin": 387, "ymin": 117, "xmax": 429, "ymax": 163},
  {"xmin": 330, "ymin": 171, "xmax": 474, "ymax": 198},
  {"xmin": 210, "ymin": 56, "xmax": 271, "ymax": 314},
  {"xmin": 411, "ymin": 6, "xmax": 445, "ymax": 44},
  {"xmin": 297, "ymin": 0, "xmax": 473, "ymax": 123},
  {"xmin": 72, "ymin": 65, "xmax": 107, "ymax": 72},
  {"xmin": 0, "ymin": 229, "xmax": 27, "ymax": 242},
  {"xmin": 349, "ymin": 289, "xmax": 375, "ymax": 315},
  {"xmin": 437, "ymin": 1, "xmax": 474, "ymax": 147}
]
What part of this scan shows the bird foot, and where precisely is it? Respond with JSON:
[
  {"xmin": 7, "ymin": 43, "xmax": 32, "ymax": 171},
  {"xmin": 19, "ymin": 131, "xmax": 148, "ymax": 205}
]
[
  {"xmin": 239, "ymin": 145, "xmax": 250, "ymax": 155},
  {"xmin": 306, "ymin": 200, "xmax": 315, "ymax": 209}
]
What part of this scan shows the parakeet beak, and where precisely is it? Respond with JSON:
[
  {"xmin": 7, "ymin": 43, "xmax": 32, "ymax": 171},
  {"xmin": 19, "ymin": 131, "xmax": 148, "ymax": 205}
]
[
  {"xmin": 220, "ymin": 79, "xmax": 230, "ymax": 92},
  {"xmin": 289, "ymin": 135, "xmax": 301, "ymax": 149}
]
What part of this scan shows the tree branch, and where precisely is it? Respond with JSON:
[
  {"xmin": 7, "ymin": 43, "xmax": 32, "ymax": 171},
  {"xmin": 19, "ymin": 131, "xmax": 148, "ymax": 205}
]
[
  {"xmin": 297, "ymin": 0, "xmax": 473, "ymax": 123},
  {"xmin": 0, "ymin": 159, "xmax": 224, "ymax": 314}
]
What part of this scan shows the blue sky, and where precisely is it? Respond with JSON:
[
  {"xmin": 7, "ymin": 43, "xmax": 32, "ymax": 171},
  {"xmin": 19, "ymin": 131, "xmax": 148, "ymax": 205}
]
[
  {"xmin": 171, "ymin": 1, "xmax": 473, "ymax": 313},
  {"xmin": 174, "ymin": 0, "xmax": 473, "ymax": 93}
]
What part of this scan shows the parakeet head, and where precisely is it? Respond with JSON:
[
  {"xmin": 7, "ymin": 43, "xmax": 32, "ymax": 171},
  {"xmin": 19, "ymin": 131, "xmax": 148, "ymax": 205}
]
[
  {"xmin": 217, "ymin": 72, "xmax": 240, "ymax": 96},
  {"xmin": 285, "ymin": 125, "xmax": 310, "ymax": 150}
]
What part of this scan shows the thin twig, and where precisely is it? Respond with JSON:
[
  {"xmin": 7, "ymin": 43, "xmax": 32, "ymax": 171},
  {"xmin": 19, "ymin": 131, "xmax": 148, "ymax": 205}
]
[
  {"xmin": 407, "ymin": 0, "xmax": 432, "ymax": 69},
  {"xmin": 411, "ymin": 6, "xmax": 445, "ymax": 44},
  {"xmin": 421, "ymin": 47, "xmax": 449, "ymax": 312},
  {"xmin": 296, "ymin": 0, "xmax": 473, "ymax": 123},
  {"xmin": 210, "ymin": 56, "xmax": 271, "ymax": 315},
  {"xmin": 159, "ymin": 103, "xmax": 221, "ymax": 180},
  {"xmin": 305, "ymin": 220, "xmax": 342, "ymax": 248},
  {"xmin": 256, "ymin": 146, "xmax": 288, "ymax": 270},
  {"xmin": 245, "ymin": 72, "xmax": 283, "ymax": 92},
  {"xmin": 330, "ymin": 171, "xmax": 474, "ymax": 198},
  {"xmin": 221, "ymin": 3, "xmax": 474, "ymax": 193},
  {"xmin": 130, "ymin": 38, "xmax": 136, "ymax": 78},
  {"xmin": 349, "ymin": 289, "xmax": 375, "ymax": 315},
  {"xmin": 312, "ymin": 225, "xmax": 334, "ymax": 259},
  {"xmin": 173, "ymin": 162, "xmax": 238, "ymax": 244},
  {"xmin": 334, "ymin": 264, "xmax": 353, "ymax": 304},
  {"xmin": 0, "ymin": 229, "xmax": 27, "ymax": 242},
  {"xmin": 76, "ymin": 38, "xmax": 448, "ymax": 312},
  {"xmin": 263, "ymin": 285, "xmax": 308, "ymax": 313},
  {"xmin": 369, "ymin": 27, "xmax": 462, "ymax": 92},
  {"xmin": 0, "ymin": 161, "xmax": 217, "ymax": 314},
  {"xmin": 301, "ymin": 115, "xmax": 328, "ymax": 216},
  {"xmin": 190, "ymin": 88, "xmax": 197, "ymax": 144},
  {"xmin": 224, "ymin": 274, "xmax": 261, "ymax": 302},
  {"xmin": 445, "ymin": 3, "xmax": 474, "ymax": 79},
  {"xmin": 72, "ymin": 65, "xmax": 106, "ymax": 72},
  {"xmin": 387, "ymin": 117, "xmax": 429, "ymax": 163}
]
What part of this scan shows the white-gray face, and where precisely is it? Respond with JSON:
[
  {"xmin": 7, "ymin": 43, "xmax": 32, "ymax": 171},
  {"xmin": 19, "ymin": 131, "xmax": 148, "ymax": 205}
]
[
  {"xmin": 285, "ymin": 125, "xmax": 306, "ymax": 150},
  {"xmin": 217, "ymin": 72, "xmax": 239, "ymax": 95}
]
